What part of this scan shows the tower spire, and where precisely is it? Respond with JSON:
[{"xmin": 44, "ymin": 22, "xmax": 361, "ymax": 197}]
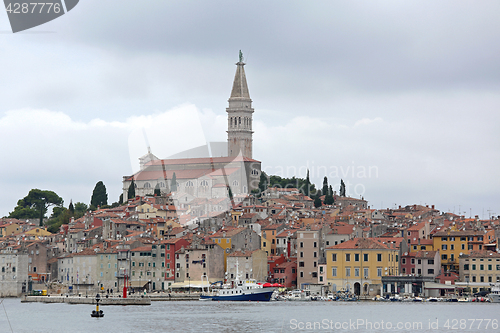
[{"xmin": 227, "ymin": 51, "xmax": 254, "ymax": 159}]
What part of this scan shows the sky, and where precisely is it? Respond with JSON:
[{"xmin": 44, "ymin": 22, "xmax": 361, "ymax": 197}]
[{"xmin": 0, "ymin": 0, "xmax": 499, "ymax": 219}]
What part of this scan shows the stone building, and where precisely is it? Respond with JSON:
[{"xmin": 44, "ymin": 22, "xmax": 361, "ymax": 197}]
[{"xmin": 0, "ymin": 246, "xmax": 28, "ymax": 297}]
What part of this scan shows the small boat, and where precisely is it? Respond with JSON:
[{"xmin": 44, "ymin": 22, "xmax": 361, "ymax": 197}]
[
  {"xmin": 488, "ymin": 283, "xmax": 500, "ymax": 303},
  {"xmin": 286, "ymin": 289, "xmax": 311, "ymax": 301}
]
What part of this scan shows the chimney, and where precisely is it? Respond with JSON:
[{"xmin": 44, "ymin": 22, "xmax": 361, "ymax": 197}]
[{"xmin": 432, "ymin": 205, "xmax": 435, "ymax": 209}]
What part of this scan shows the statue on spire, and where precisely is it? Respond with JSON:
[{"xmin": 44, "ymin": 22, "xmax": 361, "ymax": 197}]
[{"xmin": 239, "ymin": 50, "xmax": 243, "ymax": 63}]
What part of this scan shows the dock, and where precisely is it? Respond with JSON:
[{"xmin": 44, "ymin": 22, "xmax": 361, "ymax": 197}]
[{"xmin": 21, "ymin": 295, "xmax": 151, "ymax": 305}]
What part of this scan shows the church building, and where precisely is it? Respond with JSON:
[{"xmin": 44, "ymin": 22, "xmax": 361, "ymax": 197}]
[{"xmin": 122, "ymin": 54, "xmax": 262, "ymax": 202}]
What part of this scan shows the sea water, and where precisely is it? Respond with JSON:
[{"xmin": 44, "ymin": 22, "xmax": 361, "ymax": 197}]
[{"xmin": 0, "ymin": 299, "xmax": 499, "ymax": 332}]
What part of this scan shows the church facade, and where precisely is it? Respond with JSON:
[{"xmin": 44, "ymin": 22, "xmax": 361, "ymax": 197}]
[{"xmin": 122, "ymin": 55, "xmax": 261, "ymax": 201}]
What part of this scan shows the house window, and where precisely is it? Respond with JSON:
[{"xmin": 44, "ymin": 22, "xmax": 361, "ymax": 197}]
[
  {"xmin": 354, "ymin": 268, "xmax": 360, "ymax": 277},
  {"xmin": 332, "ymin": 253, "xmax": 337, "ymax": 262},
  {"xmin": 354, "ymin": 254, "xmax": 359, "ymax": 262},
  {"xmin": 299, "ymin": 261, "xmax": 304, "ymax": 267},
  {"xmin": 377, "ymin": 268, "xmax": 382, "ymax": 277},
  {"xmin": 402, "ymin": 258, "xmax": 406, "ymax": 264},
  {"xmin": 442, "ymin": 244, "xmax": 447, "ymax": 250},
  {"xmin": 363, "ymin": 254, "xmax": 368, "ymax": 261},
  {"xmin": 332, "ymin": 267, "xmax": 337, "ymax": 277},
  {"xmin": 427, "ymin": 269, "xmax": 434, "ymax": 275},
  {"xmin": 377, "ymin": 254, "xmax": 382, "ymax": 262},
  {"xmin": 346, "ymin": 267, "xmax": 351, "ymax": 277},
  {"xmin": 364, "ymin": 268, "xmax": 369, "ymax": 278},
  {"xmin": 345, "ymin": 254, "xmax": 351, "ymax": 262}
]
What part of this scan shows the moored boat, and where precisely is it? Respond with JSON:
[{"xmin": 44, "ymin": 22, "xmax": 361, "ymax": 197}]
[
  {"xmin": 200, "ymin": 262, "xmax": 275, "ymax": 302},
  {"xmin": 200, "ymin": 279, "xmax": 275, "ymax": 301},
  {"xmin": 488, "ymin": 283, "xmax": 500, "ymax": 303}
]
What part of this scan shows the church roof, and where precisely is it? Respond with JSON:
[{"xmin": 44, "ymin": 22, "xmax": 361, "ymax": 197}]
[
  {"xmin": 230, "ymin": 61, "xmax": 250, "ymax": 99},
  {"xmin": 127, "ymin": 167, "xmax": 241, "ymax": 181},
  {"xmin": 146, "ymin": 155, "xmax": 259, "ymax": 166}
]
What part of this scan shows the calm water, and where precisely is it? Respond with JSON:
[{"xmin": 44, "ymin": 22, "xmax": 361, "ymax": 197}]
[{"xmin": 1, "ymin": 298, "xmax": 499, "ymax": 332}]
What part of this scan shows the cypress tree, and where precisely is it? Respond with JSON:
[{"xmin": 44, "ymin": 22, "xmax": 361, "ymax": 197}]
[
  {"xmin": 322, "ymin": 176, "xmax": 328, "ymax": 196},
  {"xmin": 305, "ymin": 169, "xmax": 310, "ymax": 197},
  {"xmin": 91, "ymin": 181, "xmax": 108, "ymax": 208},
  {"xmin": 340, "ymin": 179, "xmax": 346, "ymax": 197},
  {"xmin": 128, "ymin": 179, "xmax": 136, "ymax": 199},
  {"xmin": 154, "ymin": 184, "xmax": 161, "ymax": 196},
  {"xmin": 171, "ymin": 173, "xmax": 178, "ymax": 192}
]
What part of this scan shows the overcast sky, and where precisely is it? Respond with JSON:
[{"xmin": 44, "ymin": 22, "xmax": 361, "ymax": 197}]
[{"xmin": 0, "ymin": 1, "xmax": 499, "ymax": 219}]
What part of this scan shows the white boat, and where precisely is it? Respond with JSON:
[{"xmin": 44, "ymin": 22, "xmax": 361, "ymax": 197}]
[
  {"xmin": 286, "ymin": 289, "xmax": 311, "ymax": 301},
  {"xmin": 199, "ymin": 263, "xmax": 274, "ymax": 302},
  {"xmin": 488, "ymin": 284, "xmax": 500, "ymax": 303}
]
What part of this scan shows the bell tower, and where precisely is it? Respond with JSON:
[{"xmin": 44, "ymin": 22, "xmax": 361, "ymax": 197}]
[{"xmin": 227, "ymin": 51, "xmax": 254, "ymax": 159}]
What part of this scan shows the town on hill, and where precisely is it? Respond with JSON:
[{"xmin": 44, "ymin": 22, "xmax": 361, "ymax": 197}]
[{"xmin": 1, "ymin": 189, "xmax": 499, "ymax": 299}]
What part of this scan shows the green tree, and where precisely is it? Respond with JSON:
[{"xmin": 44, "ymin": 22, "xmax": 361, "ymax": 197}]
[
  {"xmin": 258, "ymin": 171, "xmax": 269, "ymax": 194},
  {"xmin": 324, "ymin": 185, "xmax": 334, "ymax": 205},
  {"xmin": 47, "ymin": 205, "xmax": 72, "ymax": 233},
  {"xmin": 171, "ymin": 173, "xmax": 177, "ymax": 192},
  {"xmin": 314, "ymin": 192, "xmax": 322, "ymax": 208},
  {"xmin": 154, "ymin": 184, "xmax": 161, "ymax": 196},
  {"xmin": 340, "ymin": 179, "xmax": 346, "ymax": 197},
  {"xmin": 68, "ymin": 200, "xmax": 74, "ymax": 215},
  {"xmin": 128, "ymin": 179, "xmax": 136, "ymax": 200},
  {"xmin": 91, "ymin": 181, "xmax": 108, "ymax": 208},
  {"xmin": 74, "ymin": 202, "xmax": 88, "ymax": 219},
  {"xmin": 9, "ymin": 189, "xmax": 63, "ymax": 226},
  {"xmin": 119, "ymin": 193, "xmax": 124, "ymax": 205},
  {"xmin": 305, "ymin": 170, "xmax": 311, "ymax": 197},
  {"xmin": 322, "ymin": 177, "xmax": 329, "ymax": 197}
]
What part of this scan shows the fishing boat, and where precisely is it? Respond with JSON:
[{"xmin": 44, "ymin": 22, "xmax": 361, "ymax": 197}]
[{"xmin": 199, "ymin": 263, "xmax": 274, "ymax": 301}]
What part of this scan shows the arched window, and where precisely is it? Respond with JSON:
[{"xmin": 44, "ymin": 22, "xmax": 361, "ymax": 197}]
[
  {"xmin": 243, "ymin": 186, "xmax": 247, "ymax": 193},
  {"xmin": 232, "ymin": 180, "xmax": 239, "ymax": 187},
  {"xmin": 200, "ymin": 180, "xmax": 209, "ymax": 187},
  {"xmin": 186, "ymin": 181, "xmax": 194, "ymax": 187},
  {"xmin": 230, "ymin": 118, "xmax": 233, "ymax": 127},
  {"xmin": 251, "ymin": 169, "xmax": 259, "ymax": 176},
  {"xmin": 144, "ymin": 182, "xmax": 151, "ymax": 188},
  {"xmin": 159, "ymin": 182, "xmax": 165, "ymax": 188},
  {"xmin": 238, "ymin": 117, "xmax": 241, "ymax": 125}
]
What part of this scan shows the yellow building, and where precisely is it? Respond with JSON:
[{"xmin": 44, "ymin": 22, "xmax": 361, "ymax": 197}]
[
  {"xmin": 24, "ymin": 227, "xmax": 52, "ymax": 237},
  {"xmin": 261, "ymin": 236, "xmax": 271, "ymax": 256},
  {"xmin": 432, "ymin": 228, "xmax": 496, "ymax": 272},
  {"xmin": 326, "ymin": 238, "xmax": 399, "ymax": 296},
  {"xmin": 261, "ymin": 224, "xmax": 284, "ymax": 256},
  {"xmin": 0, "ymin": 223, "xmax": 21, "ymax": 237}
]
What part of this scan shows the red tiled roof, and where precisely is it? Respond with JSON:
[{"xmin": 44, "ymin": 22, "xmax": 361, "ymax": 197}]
[{"xmin": 327, "ymin": 238, "xmax": 391, "ymax": 250}]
